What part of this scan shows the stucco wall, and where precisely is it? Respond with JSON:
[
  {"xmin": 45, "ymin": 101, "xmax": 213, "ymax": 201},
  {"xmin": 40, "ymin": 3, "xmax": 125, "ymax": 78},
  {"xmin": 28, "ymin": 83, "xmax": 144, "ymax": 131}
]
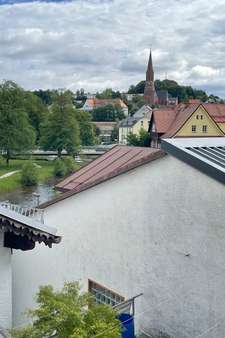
[
  {"xmin": 0, "ymin": 230, "xmax": 12, "ymax": 330},
  {"xmin": 12, "ymin": 155, "xmax": 225, "ymax": 337},
  {"xmin": 176, "ymin": 106, "xmax": 223, "ymax": 137}
]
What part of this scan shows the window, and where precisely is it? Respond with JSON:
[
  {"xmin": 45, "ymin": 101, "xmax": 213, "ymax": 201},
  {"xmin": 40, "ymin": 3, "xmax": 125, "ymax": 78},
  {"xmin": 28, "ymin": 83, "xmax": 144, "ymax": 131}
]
[
  {"xmin": 88, "ymin": 279, "xmax": 125, "ymax": 306},
  {"xmin": 202, "ymin": 125, "xmax": 207, "ymax": 133},
  {"xmin": 141, "ymin": 121, "xmax": 144, "ymax": 127},
  {"xmin": 196, "ymin": 115, "xmax": 199, "ymax": 120},
  {"xmin": 192, "ymin": 125, "xmax": 197, "ymax": 133},
  {"xmin": 200, "ymin": 115, "xmax": 204, "ymax": 120}
]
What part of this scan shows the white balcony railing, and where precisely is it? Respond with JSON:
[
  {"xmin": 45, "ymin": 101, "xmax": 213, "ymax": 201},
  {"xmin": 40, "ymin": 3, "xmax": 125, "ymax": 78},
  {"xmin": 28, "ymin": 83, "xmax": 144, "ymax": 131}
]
[{"xmin": 0, "ymin": 202, "xmax": 44, "ymax": 224}]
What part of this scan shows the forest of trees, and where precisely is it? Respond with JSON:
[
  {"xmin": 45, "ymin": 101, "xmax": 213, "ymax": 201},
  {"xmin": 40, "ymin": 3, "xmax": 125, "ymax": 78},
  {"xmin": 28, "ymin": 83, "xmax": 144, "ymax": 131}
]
[
  {"xmin": 128, "ymin": 79, "xmax": 224, "ymax": 103},
  {"xmin": 0, "ymin": 81, "xmax": 97, "ymax": 164},
  {"xmin": 0, "ymin": 78, "xmax": 224, "ymax": 164}
]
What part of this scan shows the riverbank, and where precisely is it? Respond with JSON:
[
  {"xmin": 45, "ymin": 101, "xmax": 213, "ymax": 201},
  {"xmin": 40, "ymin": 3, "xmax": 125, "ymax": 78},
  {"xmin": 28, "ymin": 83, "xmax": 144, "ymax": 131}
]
[{"xmin": 0, "ymin": 159, "xmax": 55, "ymax": 193}]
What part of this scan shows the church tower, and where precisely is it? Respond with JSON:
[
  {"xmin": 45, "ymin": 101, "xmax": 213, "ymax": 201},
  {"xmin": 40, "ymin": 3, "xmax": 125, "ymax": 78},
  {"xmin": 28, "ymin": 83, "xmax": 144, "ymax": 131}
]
[{"xmin": 144, "ymin": 49, "xmax": 157, "ymax": 106}]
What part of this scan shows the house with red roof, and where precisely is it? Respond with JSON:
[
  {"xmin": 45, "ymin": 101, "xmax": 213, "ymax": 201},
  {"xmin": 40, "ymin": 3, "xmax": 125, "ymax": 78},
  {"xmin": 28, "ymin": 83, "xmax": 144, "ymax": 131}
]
[
  {"xmin": 82, "ymin": 98, "xmax": 128, "ymax": 116},
  {"xmin": 12, "ymin": 139, "xmax": 225, "ymax": 337},
  {"xmin": 149, "ymin": 102, "xmax": 225, "ymax": 148}
]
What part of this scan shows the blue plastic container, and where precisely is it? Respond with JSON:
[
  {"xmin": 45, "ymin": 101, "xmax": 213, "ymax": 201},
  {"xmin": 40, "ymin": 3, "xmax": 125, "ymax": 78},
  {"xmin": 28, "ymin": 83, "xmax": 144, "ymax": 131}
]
[{"xmin": 118, "ymin": 313, "xmax": 135, "ymax": 338}]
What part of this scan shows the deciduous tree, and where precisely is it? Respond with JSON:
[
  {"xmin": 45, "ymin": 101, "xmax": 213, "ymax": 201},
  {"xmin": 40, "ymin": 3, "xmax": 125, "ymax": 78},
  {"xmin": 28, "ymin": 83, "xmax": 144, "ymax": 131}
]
[
  {"xmin": 40, "ymin": 92, "xmax": 80, "ymax": 157},
  {"xmin": 0, "ymin": 81, "xmax": 35, "ymax": 165},
  {"xmin": 12, "ymin": 282, "xmax": 121, "ymax": 338}
]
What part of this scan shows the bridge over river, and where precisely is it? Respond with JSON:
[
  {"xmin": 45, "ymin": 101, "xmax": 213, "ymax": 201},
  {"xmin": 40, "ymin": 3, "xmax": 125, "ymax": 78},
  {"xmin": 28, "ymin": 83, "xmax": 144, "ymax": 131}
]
[{"xmin": 22, "ymin": 145, "xmax": 114, "ymax": 157}]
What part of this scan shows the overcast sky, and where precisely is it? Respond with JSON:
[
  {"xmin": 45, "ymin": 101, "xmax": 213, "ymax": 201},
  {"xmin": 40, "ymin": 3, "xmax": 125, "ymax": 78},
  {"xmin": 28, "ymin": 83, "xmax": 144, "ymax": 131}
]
[{"xmin": 0, "ymin": 0, "xmax": 224, "ymax": 97}]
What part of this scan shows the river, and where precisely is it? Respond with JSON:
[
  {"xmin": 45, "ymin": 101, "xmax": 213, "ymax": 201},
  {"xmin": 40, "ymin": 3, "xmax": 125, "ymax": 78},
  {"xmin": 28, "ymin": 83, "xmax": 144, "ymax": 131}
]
[{"xmin": 0, "ymin": 178, "xmax": 59, "ymax": 208}]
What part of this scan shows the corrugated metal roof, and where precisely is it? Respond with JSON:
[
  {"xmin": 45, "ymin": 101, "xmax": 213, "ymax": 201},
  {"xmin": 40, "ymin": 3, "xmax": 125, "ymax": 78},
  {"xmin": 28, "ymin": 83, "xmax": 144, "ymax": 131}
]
[
  {"xmin": 162, "ymin": 137, "xmax": 225, "ymax": 185},
  {"xmin": 40, "ymin": 145, "xmax": 164, "ymax": 208}
]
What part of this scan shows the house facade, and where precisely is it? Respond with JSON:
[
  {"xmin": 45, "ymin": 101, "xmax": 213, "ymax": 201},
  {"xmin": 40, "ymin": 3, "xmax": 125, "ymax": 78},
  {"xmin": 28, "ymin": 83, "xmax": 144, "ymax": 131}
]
[
  {"xmin": 119, "ymin": 105, "xmax": 152, "ymax": 144},
  {"xmin": 82, "ymin": 98, "xmax": 128, "ymax": 116},
  {"xmin": 12, "ymin": 141, "xmax": 225, "ymax": 337},
  {"xmin": 149, "ymin": 103, "xmax": 225, "ymax": 148},
  {"xmin": 0, "ymin": 203, "xmax": 60, "ymax": 332}
]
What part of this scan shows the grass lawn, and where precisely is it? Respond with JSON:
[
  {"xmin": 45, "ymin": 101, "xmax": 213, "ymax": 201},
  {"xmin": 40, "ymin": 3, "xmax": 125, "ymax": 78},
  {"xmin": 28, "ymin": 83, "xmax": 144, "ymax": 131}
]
[{"xmin": 0, "ymin": 159, "xmax": 55, "ymax": 193}]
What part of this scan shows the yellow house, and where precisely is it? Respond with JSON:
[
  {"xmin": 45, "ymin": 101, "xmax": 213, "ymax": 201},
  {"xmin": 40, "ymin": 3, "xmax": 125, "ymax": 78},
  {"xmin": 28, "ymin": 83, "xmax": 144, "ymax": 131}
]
[
  {"xmin": 175, "ymin": 105, "xmax": 224, "ymax": 137},
  {"xmin": 119, "ymin": 105, "xmax": 152, "ymax": 144},
  {"xmin": 163, "ymin": 104, "xmax": 225, "ymax": 139}
]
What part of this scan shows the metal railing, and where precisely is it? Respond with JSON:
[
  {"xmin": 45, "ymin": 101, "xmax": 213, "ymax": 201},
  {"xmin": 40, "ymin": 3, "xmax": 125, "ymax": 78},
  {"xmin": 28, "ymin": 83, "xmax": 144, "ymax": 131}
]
[{"xmin": 0, "ymin": 201, "xmax": 44, "ymax": 224}]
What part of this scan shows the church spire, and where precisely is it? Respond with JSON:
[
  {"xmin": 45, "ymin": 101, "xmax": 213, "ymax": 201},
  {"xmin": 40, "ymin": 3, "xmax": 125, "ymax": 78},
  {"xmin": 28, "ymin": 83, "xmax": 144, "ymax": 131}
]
[
  {"xmin": 144, "ymin": 48, "xmax": 157, "ymax": 106},
  {"xmin": 146, "ymin": 49, "xmax": 154, "ymax": 82}
]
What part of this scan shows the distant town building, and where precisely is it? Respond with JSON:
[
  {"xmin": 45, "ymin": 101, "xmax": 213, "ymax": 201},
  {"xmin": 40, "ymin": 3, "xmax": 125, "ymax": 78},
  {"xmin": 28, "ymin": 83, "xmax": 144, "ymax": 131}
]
[
  {"xmin": 92, "ymin": 121, "xmax": 118, "ymax": 144},
  {"xmin": 144, "ymin": 49, "xmax": 178, "ymax": 107},
  {"xmin": 13, "ymin": 138, "xmax": 225, "ymax": 337},
  {"xmin": 119, "ymin": 105, "xmax": 152, "ymax": 144},
  {"xmin": 82, "ymin": 98, "xmax": 128, "ymax": 116},
  {"xmin": 144, "ymin": 50, "xmax": 157, "ymax": 106},
  {"xmin": 149, "ymin": 102, "xmax": 225, "ymax": 148}
]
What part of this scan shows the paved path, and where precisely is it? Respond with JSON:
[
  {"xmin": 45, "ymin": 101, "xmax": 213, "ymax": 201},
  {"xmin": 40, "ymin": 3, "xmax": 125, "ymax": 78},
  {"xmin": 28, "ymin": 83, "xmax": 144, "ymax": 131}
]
[{"xmin": 0, "ymin": 170, "xmax": 20, "ymax": 180}]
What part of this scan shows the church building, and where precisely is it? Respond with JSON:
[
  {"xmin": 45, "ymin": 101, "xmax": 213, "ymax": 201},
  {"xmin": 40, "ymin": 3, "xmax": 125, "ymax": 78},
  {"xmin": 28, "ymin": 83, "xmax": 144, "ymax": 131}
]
[{"xmin": 144, "ymin": 50, "xmax": 178, "ymax": 107}]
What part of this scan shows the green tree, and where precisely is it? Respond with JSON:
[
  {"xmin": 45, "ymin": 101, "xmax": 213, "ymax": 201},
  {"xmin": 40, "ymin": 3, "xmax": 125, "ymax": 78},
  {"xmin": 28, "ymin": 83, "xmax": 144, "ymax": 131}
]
[
  {"xmin": 96, "ymin": 88, "xmax": 121, "ymax": 99},
  {"xmin": 24, "ymin": 92, "xmax": 49, "ymax": 143},
  {"xmin": 40, "ymin": 92, "xmax": 80, "ymax": 157},
  {"xmin": 12, "ymin": 282, "xmax": 121, "ymax": 338},
  {"xmin": 75, "ymin": 110, "xmax": 96, "ymax": 146},
  {"xmin": 21, "ymin": 161, "xmax": 38, "ymax": 187},
  {"xmin": 92, "ymin": 104, "xmax": 125, "ymax": 122},
  {"xmin": 127, "ymin": 128, "xmax": 150, "ymax": 147},
  {"xmin": 0, "ymin": 81, "xmax": 35, "ymax": 165}
]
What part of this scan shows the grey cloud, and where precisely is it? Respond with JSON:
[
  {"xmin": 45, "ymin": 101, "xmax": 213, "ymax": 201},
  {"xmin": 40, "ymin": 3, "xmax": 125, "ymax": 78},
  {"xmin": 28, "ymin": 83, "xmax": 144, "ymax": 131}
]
[{"xmin": 0, "ymin": 0, "xmax": 224, "ymax": 96}]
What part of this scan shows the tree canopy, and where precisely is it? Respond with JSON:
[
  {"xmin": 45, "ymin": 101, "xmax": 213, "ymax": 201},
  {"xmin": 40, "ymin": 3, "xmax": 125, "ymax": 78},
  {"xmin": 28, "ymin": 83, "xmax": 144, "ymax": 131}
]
[
  {"xmin": 127, "ymin": 128, "xmax": 150, "ymax": 147},
  {"xmin": 75, "ymin": 110, "xmax": 96, "ymax": 146},
  {"xmin": 0, "ymin": 81, "xmax": 35, "ymax": 164},
  {"xmin": 96, "ymin": 88, "xmax": 121, "ymax": 99},
  {"xmin": 40, "ymin": 91, "xmax": 80, "ymax": 157},
  {"xmin": 92, "ymin": 104, "xmax": 125, "ymax": 122},
  {"xmin": 12, "ymin": 282, "xmax": 121, "ymax": 338},
  {"xmin": 128, "ymin": 79, "xmax": 224, "ymax": 103}
]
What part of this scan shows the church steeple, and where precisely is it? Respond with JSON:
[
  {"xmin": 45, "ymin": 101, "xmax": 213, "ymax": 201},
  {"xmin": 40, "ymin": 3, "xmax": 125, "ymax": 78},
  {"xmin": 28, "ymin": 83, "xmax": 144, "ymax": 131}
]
[
  {"xmin": 144, "ymin": 49, "xmax": 157, "ymax": 106},
  {"xmin": 146, "ymin": 49, "xmax": 154, "ymax": 82}
]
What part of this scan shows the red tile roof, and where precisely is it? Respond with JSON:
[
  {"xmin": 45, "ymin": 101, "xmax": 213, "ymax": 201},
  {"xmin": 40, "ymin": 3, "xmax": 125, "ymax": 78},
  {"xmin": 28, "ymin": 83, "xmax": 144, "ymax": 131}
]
[
  {"xmin": 153, "ymin": 108, "xmax": 177, "ymax": 133},
  {"xmin": 39, "ymin": 146, "xmax": 164, "ymax": 208},
  {"xmin": 163, "ymin": 103, "xmax": 199, "ymax": 138},
  {"xmin": 86, "ymin": 98, "xmax": 127, "ymax": 109},
  {"xmin": 203, "ymin": 103, "xmax": 225, "ymax": 122},
  {"xmin": 163, "ymin": 103, "xmax": 225, "ymax": 138}
]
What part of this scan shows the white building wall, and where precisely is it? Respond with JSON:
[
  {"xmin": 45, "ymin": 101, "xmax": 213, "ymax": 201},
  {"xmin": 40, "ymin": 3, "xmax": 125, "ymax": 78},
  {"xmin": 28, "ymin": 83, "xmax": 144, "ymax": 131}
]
[
  {"xmin": 0, "ymin": 230, "xmax": 12, "ymax": 330},
  {"xmin": 12, "ymin": 156, "xmax": 225, "ymax": 337}
]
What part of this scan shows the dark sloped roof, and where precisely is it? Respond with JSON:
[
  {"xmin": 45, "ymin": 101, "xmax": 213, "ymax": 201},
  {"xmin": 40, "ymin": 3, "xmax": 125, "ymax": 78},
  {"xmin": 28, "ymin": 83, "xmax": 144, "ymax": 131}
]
[
  {"xmin": 40, "ymin": 146, "xmax": 164, "ymax": 209},
  {"xmin": 119, "ymin": 116, "xmax": 139, "ymax": 127}
]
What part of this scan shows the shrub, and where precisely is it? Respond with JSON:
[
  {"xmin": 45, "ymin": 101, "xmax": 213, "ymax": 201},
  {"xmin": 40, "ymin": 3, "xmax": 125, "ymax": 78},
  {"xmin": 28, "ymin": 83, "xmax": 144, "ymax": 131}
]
[
  {"xmin": 21, "ymin": 161, "xmax": 38, "ymax": 187},
  {"xmin": 64, "ymin": 156, "xmax": 75, "ymax": 174},
  {"xmin": 53, "ymin": 158, "xmax": 67, "ymax": 177}
]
